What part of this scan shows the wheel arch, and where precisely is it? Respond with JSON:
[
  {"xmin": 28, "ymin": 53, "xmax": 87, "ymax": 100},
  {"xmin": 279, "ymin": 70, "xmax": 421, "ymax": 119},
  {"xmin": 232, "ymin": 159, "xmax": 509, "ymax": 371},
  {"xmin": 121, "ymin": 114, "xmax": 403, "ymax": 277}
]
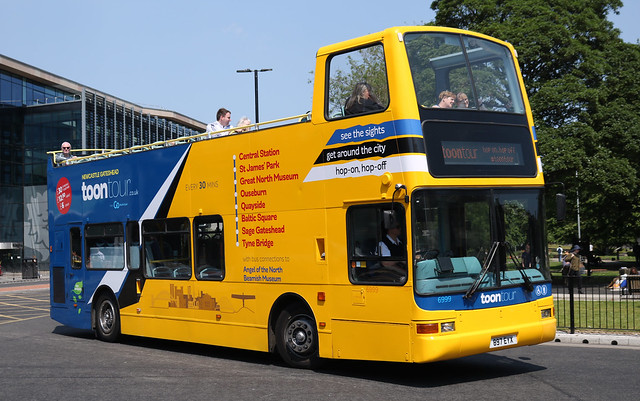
[
  {"xmin": 267, "ymin": 292, "xmax": 315, "ymax": 353},
  {"xmin": 90, "ymin": 285, "xmax": 119, "ymax": 331}
]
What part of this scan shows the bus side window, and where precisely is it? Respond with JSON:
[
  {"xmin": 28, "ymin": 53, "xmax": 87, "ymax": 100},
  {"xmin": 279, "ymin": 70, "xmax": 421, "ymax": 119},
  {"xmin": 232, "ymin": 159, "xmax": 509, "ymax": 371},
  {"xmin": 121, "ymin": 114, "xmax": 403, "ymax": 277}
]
[
  {"xmin": 347, "ymin": 204, "xmax": 407, "ymax": 284},
  {"xmin": 193, "ymin": 215, "xmax": 224, "ymax": 280},
  {"xmin": 70, "ymin": 227, "xmax": 82, "ymax": 269},
  {"xmin": 142, "ymin": 218, "xmax": 192, "ymax": 279},
  {"xmin": 84, "ymin": 223, "xmax": 124, "ymax": 270},
  {"xmin": 326, "ymin": 44, "xmax": 389, "ymax": 120},
  {"xmin": 126, "ymin": 221, "xmax": 141, "ymax": 270}
]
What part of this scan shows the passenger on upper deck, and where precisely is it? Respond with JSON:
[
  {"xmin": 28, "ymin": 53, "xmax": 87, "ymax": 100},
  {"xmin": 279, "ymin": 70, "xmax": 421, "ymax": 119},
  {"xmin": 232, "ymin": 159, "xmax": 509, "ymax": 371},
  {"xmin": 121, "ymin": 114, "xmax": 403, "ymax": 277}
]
[
  {"xmin": 54, "ymin": 141, "xmax": 77, "ymax": 164},
  {"xmin": 234, "ymin": 116, "xmax": 251, "ymax": 133},
  {"xmin": 432, "ymin": 91, "xmax": 455, "ymax": 108},
  {"xmin": 344, "ymin": 82, "xmax": 383, "ymax": 115},
  {"xmin": 206, "ymin": 108, "xmax": 234, "ymax": 138},
  {"xmin": 456, "ymin": 92, "xmax": 469, "ymax": 108}
]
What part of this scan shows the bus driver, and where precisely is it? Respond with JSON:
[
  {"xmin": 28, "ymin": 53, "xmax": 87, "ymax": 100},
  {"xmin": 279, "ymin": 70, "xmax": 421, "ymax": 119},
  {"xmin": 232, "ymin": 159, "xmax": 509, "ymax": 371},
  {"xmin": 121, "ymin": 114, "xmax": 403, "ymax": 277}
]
[{"xmin": 377, "ymin": 219, "xmax": 407, "ymax": 278}]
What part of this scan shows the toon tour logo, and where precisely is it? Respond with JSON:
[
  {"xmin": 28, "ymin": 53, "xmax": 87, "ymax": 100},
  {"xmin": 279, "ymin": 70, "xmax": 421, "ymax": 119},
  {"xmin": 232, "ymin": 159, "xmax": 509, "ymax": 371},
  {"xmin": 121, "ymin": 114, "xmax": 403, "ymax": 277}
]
[
  {"xmin": 480, "ymin": 290, "xmax": 517, "ymax": 305},
  {"xmin": 81, "ymin": 171, "xmax": 138, "ymax": 202}
]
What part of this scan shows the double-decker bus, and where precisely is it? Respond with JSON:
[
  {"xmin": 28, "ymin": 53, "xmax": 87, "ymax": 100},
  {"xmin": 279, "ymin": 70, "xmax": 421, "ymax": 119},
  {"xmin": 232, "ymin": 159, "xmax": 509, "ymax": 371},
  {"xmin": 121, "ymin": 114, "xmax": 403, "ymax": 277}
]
[{"xmin": 48, "ymin": 26, "xmax": 555, "ymax": 368}]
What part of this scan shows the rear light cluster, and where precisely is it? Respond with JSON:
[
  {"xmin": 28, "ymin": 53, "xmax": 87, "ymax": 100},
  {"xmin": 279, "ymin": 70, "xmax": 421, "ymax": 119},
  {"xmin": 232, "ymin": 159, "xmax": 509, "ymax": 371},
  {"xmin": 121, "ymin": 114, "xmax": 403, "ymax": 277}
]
[{"xmin": 416, "ymin": 321, "xmax": 455, "ymax": 334}]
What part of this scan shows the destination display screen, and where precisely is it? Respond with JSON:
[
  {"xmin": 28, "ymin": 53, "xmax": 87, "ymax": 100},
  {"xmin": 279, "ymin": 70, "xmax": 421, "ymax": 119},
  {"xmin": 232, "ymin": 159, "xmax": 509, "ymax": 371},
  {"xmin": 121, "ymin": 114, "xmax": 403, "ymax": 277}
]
[
  {"xmin": 422, "ymin": 119, "xmax": 537, "ymax": 177},
  {"xmin": 441, "ymin": 141, "xmax": 524, "ymax": 166}
]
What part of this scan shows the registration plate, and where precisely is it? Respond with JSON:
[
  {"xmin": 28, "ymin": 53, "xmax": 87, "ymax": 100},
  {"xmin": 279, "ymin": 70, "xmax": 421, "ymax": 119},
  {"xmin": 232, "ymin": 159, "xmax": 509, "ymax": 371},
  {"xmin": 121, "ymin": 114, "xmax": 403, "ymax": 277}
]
[{"xmin": 490, "ymin": 334, "xmax": 517, "ymax": 348}]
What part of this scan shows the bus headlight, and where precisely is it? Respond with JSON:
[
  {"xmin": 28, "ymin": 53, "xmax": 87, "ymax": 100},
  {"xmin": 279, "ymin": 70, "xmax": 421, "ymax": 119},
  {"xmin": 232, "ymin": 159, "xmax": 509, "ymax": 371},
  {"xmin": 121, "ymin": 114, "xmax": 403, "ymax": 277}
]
[
  {"xmin": 441, "ymin": 321, "xmax": 456, "ymax": 332},
  {"xmin": 541, "ymin": 308, "xmax": 552, "ymax": 319}
]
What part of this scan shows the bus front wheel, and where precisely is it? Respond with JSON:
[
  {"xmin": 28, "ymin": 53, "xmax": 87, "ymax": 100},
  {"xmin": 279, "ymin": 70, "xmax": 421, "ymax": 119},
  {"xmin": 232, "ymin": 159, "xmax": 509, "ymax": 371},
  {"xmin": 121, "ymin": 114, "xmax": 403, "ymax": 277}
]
[
  {"xmin": 94, "ymin": 294, "xmax": 120, "ymax": 342},
  {"xmin": 275, "ymin": 305, "xmax": 320, "ymax": 369}
]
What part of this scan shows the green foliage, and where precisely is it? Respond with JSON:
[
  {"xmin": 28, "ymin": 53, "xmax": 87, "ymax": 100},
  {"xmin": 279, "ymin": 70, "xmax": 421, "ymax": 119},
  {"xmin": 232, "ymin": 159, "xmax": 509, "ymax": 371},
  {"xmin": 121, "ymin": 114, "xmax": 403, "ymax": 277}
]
[{"xmin": 431, "ymin": 0, "xmax": 640, "ymax": 249}]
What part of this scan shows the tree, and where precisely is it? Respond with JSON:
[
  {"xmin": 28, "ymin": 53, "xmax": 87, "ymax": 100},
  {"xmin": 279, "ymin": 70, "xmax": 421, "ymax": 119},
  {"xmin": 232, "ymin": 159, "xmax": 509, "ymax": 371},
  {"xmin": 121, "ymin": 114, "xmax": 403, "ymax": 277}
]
[{"xmin": 431, "ymin": 0, "xmax": 640, "ymax": 250}]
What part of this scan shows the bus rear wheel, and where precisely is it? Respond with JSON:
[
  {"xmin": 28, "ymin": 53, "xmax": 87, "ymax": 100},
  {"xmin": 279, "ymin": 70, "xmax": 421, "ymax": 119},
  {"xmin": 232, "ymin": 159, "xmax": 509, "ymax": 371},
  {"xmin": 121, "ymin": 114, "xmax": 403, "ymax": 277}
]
[
  {"xmin": 275, "ymin": 305, "xmax": 320, "ymax": 369},
  {"xmin": 94, "ymin": 294, "xmax": 120, "ymax": 342}
]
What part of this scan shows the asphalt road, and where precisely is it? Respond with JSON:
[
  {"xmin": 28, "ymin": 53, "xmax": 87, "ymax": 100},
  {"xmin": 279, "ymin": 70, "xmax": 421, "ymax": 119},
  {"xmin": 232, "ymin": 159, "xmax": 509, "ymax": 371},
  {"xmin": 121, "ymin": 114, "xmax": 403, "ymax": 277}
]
[{"xmin": 1, "ymin": 287, "xmax": 638, "ymax": 401}]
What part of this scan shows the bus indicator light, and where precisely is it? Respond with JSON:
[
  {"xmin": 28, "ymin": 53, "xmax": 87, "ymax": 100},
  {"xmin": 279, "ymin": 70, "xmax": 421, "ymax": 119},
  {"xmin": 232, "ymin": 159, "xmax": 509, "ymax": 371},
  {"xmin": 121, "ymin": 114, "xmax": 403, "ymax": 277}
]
[
  {"xmin": 417, "ymin": 323, "xmax": 438, "ymax": 334},
  {"xmin": 317, "ymin": 292, "xmax": 326, "ymax": 302}
]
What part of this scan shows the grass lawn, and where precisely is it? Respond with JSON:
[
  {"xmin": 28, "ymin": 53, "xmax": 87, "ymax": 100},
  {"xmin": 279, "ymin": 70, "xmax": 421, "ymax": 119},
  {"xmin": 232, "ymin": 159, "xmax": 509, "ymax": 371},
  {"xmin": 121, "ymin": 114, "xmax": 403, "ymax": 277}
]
[
  {"xmin": 554, "ymin": 298, "xmax": 640, "ymax": 331},
  {"xmin": 550, "ymin": 256, "xmax": 640, "ymax": 331}
]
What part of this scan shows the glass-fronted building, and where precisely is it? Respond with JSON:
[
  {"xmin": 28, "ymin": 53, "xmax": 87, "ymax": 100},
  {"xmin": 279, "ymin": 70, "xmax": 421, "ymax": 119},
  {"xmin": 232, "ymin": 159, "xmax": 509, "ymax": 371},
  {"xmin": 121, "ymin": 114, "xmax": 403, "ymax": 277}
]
[{"xmin": 0, "ymin": 54, "xmax": 206, "ymax": 272}]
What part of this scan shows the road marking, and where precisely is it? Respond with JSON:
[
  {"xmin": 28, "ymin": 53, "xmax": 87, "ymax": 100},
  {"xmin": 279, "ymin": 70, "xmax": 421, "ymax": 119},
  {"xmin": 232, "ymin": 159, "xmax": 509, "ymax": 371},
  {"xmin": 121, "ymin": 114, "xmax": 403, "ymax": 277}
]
[
  {"xmin": 0, "ymin": 287, "xmax": 50, "ymax": 325},
  {"xmin": 0, "ymin": 283, "xmax": 49, "ymax": 292}
]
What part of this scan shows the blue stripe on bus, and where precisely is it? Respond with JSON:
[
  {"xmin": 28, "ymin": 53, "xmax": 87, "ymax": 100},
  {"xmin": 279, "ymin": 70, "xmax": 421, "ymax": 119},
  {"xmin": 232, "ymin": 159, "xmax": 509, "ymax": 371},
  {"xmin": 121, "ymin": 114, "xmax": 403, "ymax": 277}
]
[
  {"xmin": 325, "ymin": 119, "xmax": 422, "ymax": 146},
  {"xmin": 414, "ymin": 282, "xmax": 552, "ymax": 311}
]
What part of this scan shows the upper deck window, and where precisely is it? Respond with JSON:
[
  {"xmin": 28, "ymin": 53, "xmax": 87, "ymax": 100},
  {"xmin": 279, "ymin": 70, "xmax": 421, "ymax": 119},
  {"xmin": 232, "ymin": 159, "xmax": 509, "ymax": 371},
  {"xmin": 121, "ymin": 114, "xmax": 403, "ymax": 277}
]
[
  {"xmin": 326, "ymin": 44, "xmax": 389, "ymax": 119},
  {"xmin": 404, "ymin": 33, "xmax": 525, "ymax": 114}
]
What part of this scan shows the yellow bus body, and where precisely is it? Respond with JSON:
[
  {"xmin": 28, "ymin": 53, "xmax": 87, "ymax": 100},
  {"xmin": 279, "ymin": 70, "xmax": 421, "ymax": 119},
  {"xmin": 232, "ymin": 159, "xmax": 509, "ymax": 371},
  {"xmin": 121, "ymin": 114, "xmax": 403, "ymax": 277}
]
[{"xmin": 50, "ymin": 26, "xmax": 555, "ymax": 367}]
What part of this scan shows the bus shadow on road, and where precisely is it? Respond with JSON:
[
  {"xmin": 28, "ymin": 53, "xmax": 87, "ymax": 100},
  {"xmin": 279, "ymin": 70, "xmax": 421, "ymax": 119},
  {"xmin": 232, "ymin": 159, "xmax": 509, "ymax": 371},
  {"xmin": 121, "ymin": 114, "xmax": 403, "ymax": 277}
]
[
  {"xmin": 52, "ymin": 325, "xmax": 96, "ymax": 339},
  {"xmin": 51, "ymin": 326, "xmax": 277, "ymax": 366},
  {"xmin": 51, "ymin": 325, "xmax": 545, "ymax": 386},
  {"xmin": 316, "ymin": 353, "xmax": 546, "ymax": 387},
  {"xmin": 119, "ymin": 334, "xmax": 278, "ymax": 367}
]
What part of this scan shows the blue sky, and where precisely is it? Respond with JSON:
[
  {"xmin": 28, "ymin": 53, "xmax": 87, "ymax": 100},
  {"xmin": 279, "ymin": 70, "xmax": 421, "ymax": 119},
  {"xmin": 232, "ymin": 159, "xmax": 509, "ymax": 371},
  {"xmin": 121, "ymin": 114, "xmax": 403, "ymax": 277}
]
[{"xmin": 2, "ymin": 1, "xmax": 638, "ymax": 126}]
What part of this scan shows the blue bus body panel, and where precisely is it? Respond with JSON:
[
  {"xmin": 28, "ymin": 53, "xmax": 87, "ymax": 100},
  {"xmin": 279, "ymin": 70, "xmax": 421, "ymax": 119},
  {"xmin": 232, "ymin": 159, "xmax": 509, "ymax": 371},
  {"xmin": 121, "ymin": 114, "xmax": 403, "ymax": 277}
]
[
  {"xmin": 414, "ymin": 282, "xmax": 552, "ymax": 311},
  {"xmin": 48, "ymin": 144, "xmax": 190, "ymax": 224},
  {"xmin": 48, "ymin": 144, "xmax": 191, "ymax": 328}
]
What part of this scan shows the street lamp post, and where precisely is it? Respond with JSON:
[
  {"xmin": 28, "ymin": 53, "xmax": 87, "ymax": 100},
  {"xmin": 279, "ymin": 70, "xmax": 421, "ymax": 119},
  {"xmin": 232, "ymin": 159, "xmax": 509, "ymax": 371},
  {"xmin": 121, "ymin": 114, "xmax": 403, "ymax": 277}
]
[
  {"xmin": 236, "ymin": 68, "xmax": 272, "ymax": 124},
  {"xmin": 576, "ymin": 170, "xmax": 581, "ymax": 240}
]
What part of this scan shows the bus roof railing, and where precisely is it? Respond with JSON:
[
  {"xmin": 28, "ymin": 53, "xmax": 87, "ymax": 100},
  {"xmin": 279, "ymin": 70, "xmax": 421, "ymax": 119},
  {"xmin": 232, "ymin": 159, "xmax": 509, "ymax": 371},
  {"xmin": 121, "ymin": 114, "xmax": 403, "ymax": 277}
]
[{"xmin": 48, "ymin": 112, "xmax": 311, "ymax": 166}]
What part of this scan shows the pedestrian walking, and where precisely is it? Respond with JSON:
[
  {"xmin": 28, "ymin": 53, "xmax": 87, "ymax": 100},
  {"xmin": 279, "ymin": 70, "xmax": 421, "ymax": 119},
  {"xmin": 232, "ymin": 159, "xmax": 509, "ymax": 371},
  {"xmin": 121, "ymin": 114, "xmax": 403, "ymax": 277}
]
[
  {"xmin": 564, "ymin": 245, "xmax": 583, "ymax": 294},
  {"xmin": 556, "ymin": 245, "xmax": 563, "ymax": 262}
]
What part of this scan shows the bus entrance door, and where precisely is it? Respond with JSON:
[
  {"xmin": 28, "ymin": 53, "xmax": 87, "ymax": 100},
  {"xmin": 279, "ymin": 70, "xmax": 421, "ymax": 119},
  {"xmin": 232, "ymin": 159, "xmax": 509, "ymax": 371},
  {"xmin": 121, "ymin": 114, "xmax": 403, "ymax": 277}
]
[
  {"xmin": 66, "ymin": 225, "xmax": 86, "ymax": 313},
  {"xmin": 51, "ymin": 228, "xmax": 68, "ymax": 305},
  {"xmin": 51, "ymin": 225, "xmax": 86, "ymax": 320}
]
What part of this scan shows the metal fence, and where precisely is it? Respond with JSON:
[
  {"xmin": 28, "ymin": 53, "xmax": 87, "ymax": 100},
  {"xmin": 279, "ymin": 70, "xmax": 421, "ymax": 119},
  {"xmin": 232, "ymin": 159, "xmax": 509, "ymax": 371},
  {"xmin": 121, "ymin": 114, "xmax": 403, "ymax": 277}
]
[{"xmin": 553, "ymin": 275, "xmax": 640, "ymax": 332}]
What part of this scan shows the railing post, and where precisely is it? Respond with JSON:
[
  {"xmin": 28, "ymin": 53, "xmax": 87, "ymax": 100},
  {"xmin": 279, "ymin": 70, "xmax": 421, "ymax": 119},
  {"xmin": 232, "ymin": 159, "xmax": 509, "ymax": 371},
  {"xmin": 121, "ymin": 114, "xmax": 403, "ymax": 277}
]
[{"xmin": 568, "ymin": 274, "xmax": 575, "ymax": 334}]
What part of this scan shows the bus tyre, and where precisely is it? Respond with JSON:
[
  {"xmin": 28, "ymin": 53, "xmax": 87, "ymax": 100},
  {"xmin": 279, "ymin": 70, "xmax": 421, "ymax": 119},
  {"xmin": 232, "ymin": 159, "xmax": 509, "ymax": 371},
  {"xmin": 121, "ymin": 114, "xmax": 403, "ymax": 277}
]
[
  {"xmin": 95, "ymin": 294, "xmax": 120, "ymax": 343},
  {"xmin": 275, "ymin": 305, "xmax": 320, "ymax": 369}
]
